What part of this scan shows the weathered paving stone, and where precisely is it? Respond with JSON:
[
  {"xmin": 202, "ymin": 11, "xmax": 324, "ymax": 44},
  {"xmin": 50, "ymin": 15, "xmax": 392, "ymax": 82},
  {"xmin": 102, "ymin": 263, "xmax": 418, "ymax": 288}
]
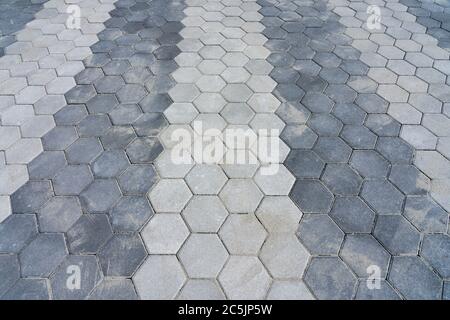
[
  {"xmin": 321, "ymin": 164, "xmax": 362, "ymax": 196},
  {"xmin": 355, "ymin": 280, "xmax": 400, "ymax": 300},
  {"xmin": 219, "ymin": 256, "xmax": 271, "ymax": 300},
  {"xmin": 403, "ymin": 196, "xmax": 448, "ymax": 233},
  {"xmin": 177, "ymin": 279, "xmax": 225, "ymax": 300},
  {"xmin": 0, "ymin": 214, "xmax": 38, "ymax": 253},
  {"xmin": 313, "ymin": 137, "xmax": 352, "ymax": 163},
  {"xmin": 0, "ymin": 254, "xmax": 20, "ymax": 297},
  {"xmin": 361, "ymin": 180, "xmax": 404, "ymax": 215},
  {"xmin": 389, "ymin": 165, "xmax": 430, "ymax": 195},
  {"xmin": 10, "ymin": 180, "xmax": 53, "ymax": 213},
  {"xmin": 182, "ymin": 196, "xmax": 228, "ymax": 233},
  {"xmin": 267, "ymin": 281, "xmax": 314, "ymax": 300},
  {"xmin": 92, "ymin": 150, "xmax": 129, "ymax": 179},
  {"xmin": 256, "ymin": 196, "xmax": 302, "ymax": 233},
  {"xmin": 304, "ymin": 257, "xmax": 357, "ymax": 300},
  {"xmin": 19, "ymin": 233, "xmax": 68, "ymax": 277},
  {"xmin": 2, "ymin": 279, "xmax": 49, "ymax": 300},
  {"xmin": 38, "ymin": 196, "xmax": 82, "ymax": 233},
  {"xmin": 98, "ymin": 234, "xmax": 147, "ymax": 277},
  {"xmin": 281, "ymin": 124, "xmax": 318, "ymax": 149},
  {"xmin": 290, "ymin": 180, "xmax": 333, "ymax": 214},
  {"xmin": 118, "ymin": 165, "xmax": 158, "ymax": 195},
  {"xmin": 126, "ymin": 137, "xmax": 163, "ymax": 163},
  {"xmin": 28, "ymin": 151, "xmax": 66, "ymax": 180},
  {"xmin": 421, "ymin": 234, "xmax": 450, "ymax": 279},
  {"xmin": 388, "ymin": 256, "xmax": 442, "ymax": 300},
  {"xmin": 66, "ymin": 214, "xmax": 113, "ymax": 255},
  {"xmin": 89, "ymin": 279, "xmax": 138, "ymax": 300},
  {"xmin": 65, "ymin": 138, "xmax": 103, "ymax": 164},
  {"xmin": 53, "ymin": 165, "xmax": 93, "ymax": 195},
  {"xmin": 297, "ymin": 214, "xmax": 344, "ymax": 256},
  {"xmin": 374, "ymin": 215, "xmax": 420, "ymax": 255},
  {"xmin": 349, "ymin": 150, "xmax": 389, "ymax": 178},
  {"xmin": 50, "ymin": 255, "xmax": 102, "ymax": 300},
  {"xmin": 330, "ymin": 196, "xmax": 375, "ymax": 233},
  {"xmin": 110, "ymin": 196, "xmax": 153, "ymax": 232},
  {"xmin": 340, "ymin": 234, "xmax": 390, "ymax": 277},
  {"xmin": 134, "ymin": 255, "xmax": 186, "ymax": 300}
]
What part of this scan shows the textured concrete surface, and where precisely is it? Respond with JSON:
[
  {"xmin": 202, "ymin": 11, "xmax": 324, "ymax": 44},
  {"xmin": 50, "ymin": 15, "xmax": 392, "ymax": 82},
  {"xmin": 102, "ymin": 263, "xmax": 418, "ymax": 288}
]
[{"xmin": 0, "ymin": 0, "xmax": 449, "ymax": 300}]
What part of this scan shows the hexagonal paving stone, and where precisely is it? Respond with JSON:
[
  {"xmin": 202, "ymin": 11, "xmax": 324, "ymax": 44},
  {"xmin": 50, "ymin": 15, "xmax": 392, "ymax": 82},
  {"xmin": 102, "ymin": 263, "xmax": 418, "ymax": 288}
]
[
  {"xmin": 219, "ymin": 256, "xmax": 271, "ymax": 300},
  {"xmin": 80, "ymin": 179, "xmax": 121, "ymax": 213},
  {"xmin": 297, "ymin": 214, "xmax": 344, "ymax": 255},
  {"xmin": 134, "ymin": 255, "xmax": 186, "ymax": 300},
  {"xmin": 88, "ymin": 279, "xmax": 138, "ymax": 300},
  {"xmin": 290, "ymin": 180, "xmax": 333, "ymax": 214},
  {"xmin": 10, "ymin": 180, "xmax": 53, "ymax": 213},
  {"xmin": 177, "ymin": 279, "xmax": 225, "ymax": 300},
  {"xmin": 148, "ymin": 179, "xmax": 192, "ymax": 213},
  {"xmin": 125, "ymin": 137, "xmax": 163, "ymax": 163},
  {"xmin": 285, "ymin": 150, "xmax": 325, "ymax": 178},
  {"xmin": 330, "ymin": 196, "xmax": 375, "ymax": 233},
  {"xmin": 355, "ymin": 280, "xmax": 400, "ymax": 300},
  {"xmin": 50, "ymin": 255, "xmax": 102, "ymax": 300},
  {"xmin": 98, "ymin": 234, "xmax": 147, "ymax": 277},
  {"xmin": 376, "ymin": 137, "xmax": 413, "ymax": 164},
  {"xmin": 219, "ymin": 213, "xmax": 267, "ymax": 255},
  {"xmin": 142, "ymin": 214, "xmax": 189, "ymax": 254},
  {"xmin": 389, "ymin": 165, "xmax": 430, "ymax": 195},
  {"xmin": 281, "ymin": 124, "xmax": 318, "ymax": 149},
  {"xmin": 179, "ymin": 234, "xmax": 228, "ymax": 278},
  {"xmin": 254, "ymin": 164, "xmax": 294, "ymax": 195},
  {"xmin": 0, "ymin": 214, "xmax": 38, "ymax": 253},
  {"xmin": 219, "ymin": 179, "xmax": 263, "ymax": 213},
  {"xmin": 38, "ymin": 196, "xmax": 82, "ymax": 233},
  {"xmin": 305, "ymin": 257, "xmax": 357, "ymax": 300},
  {"xmin": 340, "ymin": 125, "xmax": 377, "ymax": 149},
  {"xmin": 66, "ymin": 214, "xmax": 113, "ymax": 254},
  {"xmin": 0, "ymin": 254, "xmax": 20, "ymax": 297},
  {"xmin": 313, "ymin": 137, "xmax": 352, "ymax": 163},
  {"xmin": 421, "ymin": 234, "xmax": 450, "ymax": 278},
  {"xmin": 118, "ymin": 164, "xmax": 158, "ymax": 195},
  {"xmin": 256, "ymin": 196, "xmax": 302, "ymax": 233},
  {"xmin": 267, "ymin": 280, "xmax": 314, "ymax": 300},
  {"xmin": 260, "ymin": 234, "xmax": 309, "ymax": 279},
  {"xmin": 92, "ymin": 150, "xmax": 129, "ymax": 178},
  {"xmin": 185, "ymin": 164, "xmax": 227, "ymax": 195},
  {"xmin": 403, "ymin": 196, "xmax": 448, "ymax": 233},
  {"xmin": 340, "ymin": 234, "xmax": 390, "ymax": 278},
  {"xmin": 388, "ymin": 256, "xmax": 442, "ymax": 300},
  {"xmin": 182, "ymin": 196, "xmax": 228, "ymax": 233},
  {"xmin": 53, "ymin": 165, "xmax": 93, "ymax": 196},
  {"xmin": 374, "ymin": 215, "xmax": 420, "ymax": 255},
  {"xmin": 19, "ymin": 233, "xmax": 68, "ymax": 277},
  {"xmin": 349, "ymin": 150, "xmax": 389, "ymax": 178},
  {"xmin": 28, "ymin": 151, "xmax": 67, "ymax": 180},
  {"xmin": 361, "ymin": 180, "xmax": 404, "ymax": 215},
  {"xmin": 110, "ymin": 196, "xmax": 153, "ymax": 232},
  {"xmin": 321, "ymin": 164, "xmax": 363, "ymax": 196}
]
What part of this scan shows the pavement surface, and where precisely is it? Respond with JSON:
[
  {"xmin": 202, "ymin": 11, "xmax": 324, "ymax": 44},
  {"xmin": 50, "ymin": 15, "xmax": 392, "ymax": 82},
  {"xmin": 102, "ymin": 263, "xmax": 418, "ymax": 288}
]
[{"xmin": 0, "ymin": 0, "xmax": 449, "ymax": 300}]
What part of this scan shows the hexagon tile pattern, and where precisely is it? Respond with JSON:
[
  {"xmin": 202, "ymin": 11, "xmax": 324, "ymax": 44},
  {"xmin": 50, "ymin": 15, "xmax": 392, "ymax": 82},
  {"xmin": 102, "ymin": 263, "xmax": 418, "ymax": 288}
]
[{"xmin": 0, "ymin": 0, "xmax": 450, "ymax": 300}]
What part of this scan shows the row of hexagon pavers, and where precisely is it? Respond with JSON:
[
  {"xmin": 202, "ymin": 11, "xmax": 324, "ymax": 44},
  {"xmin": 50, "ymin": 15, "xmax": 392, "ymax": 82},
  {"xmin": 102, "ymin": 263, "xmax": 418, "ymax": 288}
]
[{"xmin": 0, "ymin": 0, "xmax": 117, "ymax": 223}]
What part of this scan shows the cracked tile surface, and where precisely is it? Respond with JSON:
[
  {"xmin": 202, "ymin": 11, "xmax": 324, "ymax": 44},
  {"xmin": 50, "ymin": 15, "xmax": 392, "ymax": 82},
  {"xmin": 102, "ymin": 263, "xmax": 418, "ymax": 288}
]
[{"xmin": 0, "ymin": 0, "xmax": 449, "ymax": 300}]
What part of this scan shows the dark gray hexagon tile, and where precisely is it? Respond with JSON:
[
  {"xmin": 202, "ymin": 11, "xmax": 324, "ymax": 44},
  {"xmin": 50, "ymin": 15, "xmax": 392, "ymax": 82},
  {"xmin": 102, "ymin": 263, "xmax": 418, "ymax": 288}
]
[
  {"xmin": 80, "ymin": 179, "xmax": 121, "ymax": 213},
  {"xmin": 88, "ymin": 279, "xmax": 138, "ymax": 300},
  {"xmin": 98, "ymin": 234, "xmax": 147, "ymax": 277},
  {"xmin": 118, "ymin": 164, "xmax": 158, "ymax": 195},
  {"xmin": 28, "ymin": 151, "xmax": 67, "ymax": 180},
  {"xmin": 332, "ymin": 103, "xmax": 367, "ymax": 125},
  {"xmin": 365, "ymin": 114, "xmax": 401, "ymax": 137},
  {"xmin": 290, "ymin": 179, "xmax": 334, "ymax": 214},
  {"xmin": 313, "ymin": 137, "xmax": 352, "ymax": 163},
  {"xmin": 50, "ymin": 255, "xmax": 102, "ymax": 300},
  {"xmin": 361, "ymin": 180, "xmax": 405, "ymax": 215},
  {"xmin": 100, "ymin": 126, "xmax": 137, "ymax": 150},
  {"xmin": 376, "ymin": 137, "xmax": 414, "ymax": 164},
  {"xmin": 349, "ymin": 150, "xmax": 389, "ymax": 179},
  {"xmin": 1, "ymin": 279, "xmax": 49, "ymax": 300},
  {"xmin": 125, "ymin": 137, "xmax": 163, "ymax": 163},
  {"xmin": 77, "ymin": 115, "xmax": 112, "ymax": 137},
  {"xmin": 66, "ymin": 214, "xmax": 113, "ymax": 255},
  {"xmin": 388, "ymin": 256, "xmax": 442, "ymax": 300},
  {"xmin": 296, "ymin": 214, "xmax": 344, "ymax": 256},
  {"xmin": 109, "ymin": 104, "xmax": 143, "ymax": 125},
  {"xmin": 285, "ymin": 150, "xmax": 324, "ymax": 178},
  {"xmin": 389, "ymin": 165, "xmax": 430, "ymax": 196},
  {"xmin": 281, "ymin": 124, "xmax": 318, "ymax": 149},
  {"xmin": 19, "ymin": 233, "xmax": 68, "ymax": 277},
  {"xmin": 110, "ymin": 196, "xmax": 154, "ymax": 232},
  {"xmin": 65, "ymin": 137, "xmax": 103, "ymax": 164},
  {"xmin": 0, "ymin": 254, "xmax": 20, "ymax": 297},
  {"xmin": 330, "ymin": 196, "xmax": 375, "ymax": 233},
  {"xmin": 340, "ymin": 234, "xmax": 390, "ymax": 278},
  {"xmin": 307, "ymin": 113, "xmax": 343, "ymax": 136},
  {"xmin": 92, "ymin": 150, "xmax": 129, "ymax": 178},
  {"xmin": 42, "ymin": 126, "xmax": 78, "ymax": 151},
  {"xmin": 304, "ymin": 257, "xmax": 357, "ymax": 300},
  {"xmin": 37, "ymin": 196, "xmax": 82, "ymax": 233},
  {"xmin": 86, "ymin": 94, "xmax": 119, "ymax": 114},
  {"xmin": 132, "ymin": 113, "xmax": 168, "ymax": 137},
  {"xmin": 374, "ymin": 215, "xmax": 420, "ymax": 255},
  {"xmin": 65, "ymin": 85, "xmax": 97, "ymax": 104},
  {"xmin": 53, "ymin": 165, "xmax": 94, "ymax": 196},
  {"xmin": 403, "ymin": 196, "xmax": 448, "ymax": 233},
  {"xmin": 340, "ymin": 125, "xmax": 377, "ymax": 149},
  {"xmin": 0, "ymin": 214, "xmax": 38, "ymax": 254},
  {"xmin": 321, "ymin": 164, "xmax": 362, "ymax": 196},
  {"xmin": 355, "ymin": 280, "xmax": 400, "ymax": 300},
  {"xmin": 421, "ymin": 234, "xmax": 450, "ymax": 279},
  {"xmin": 10, "ymin": 180, "xmax": 53, "ymax": 213}
]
